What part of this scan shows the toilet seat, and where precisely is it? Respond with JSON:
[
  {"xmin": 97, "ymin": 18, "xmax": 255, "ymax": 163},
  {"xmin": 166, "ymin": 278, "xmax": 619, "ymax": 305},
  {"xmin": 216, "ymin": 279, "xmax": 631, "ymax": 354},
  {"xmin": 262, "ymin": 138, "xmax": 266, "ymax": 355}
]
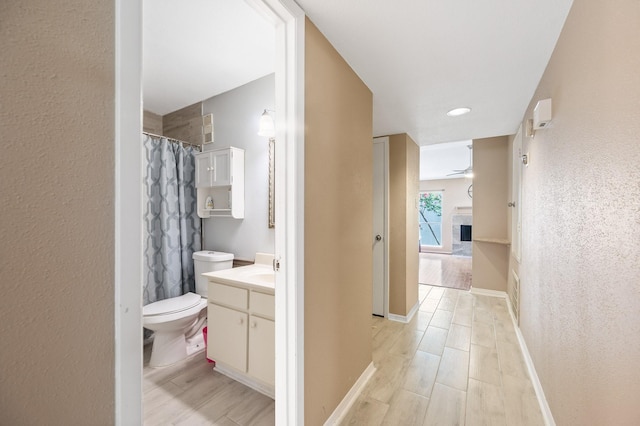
[{"xmin": 143, "ymin": 292, "xmax": 202, "ymax": 316}]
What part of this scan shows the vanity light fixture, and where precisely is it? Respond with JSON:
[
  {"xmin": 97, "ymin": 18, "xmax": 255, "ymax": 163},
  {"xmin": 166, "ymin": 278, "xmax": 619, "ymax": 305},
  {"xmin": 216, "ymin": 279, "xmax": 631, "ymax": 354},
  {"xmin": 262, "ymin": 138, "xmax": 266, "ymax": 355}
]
[
  {"xmin": 446, "ymin": 107, "xmax": 471, "ymax": 117},
  {"xmin": 258, "ymin": 109, "xmax": 275, "ymax": 138}
]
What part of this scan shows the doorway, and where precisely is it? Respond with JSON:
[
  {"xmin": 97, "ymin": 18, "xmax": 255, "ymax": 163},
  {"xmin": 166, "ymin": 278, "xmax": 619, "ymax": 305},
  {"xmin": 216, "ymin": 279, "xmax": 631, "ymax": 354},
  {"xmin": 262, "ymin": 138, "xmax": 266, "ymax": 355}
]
[{"xmin": 114, "ymin": 0, "xmax": 305, "ymax": 424}]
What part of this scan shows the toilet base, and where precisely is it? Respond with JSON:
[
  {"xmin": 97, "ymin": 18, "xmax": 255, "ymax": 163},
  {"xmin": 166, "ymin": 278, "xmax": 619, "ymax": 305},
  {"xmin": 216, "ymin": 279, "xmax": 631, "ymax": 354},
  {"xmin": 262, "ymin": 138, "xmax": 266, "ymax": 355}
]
[
  {"xmin": 186, "ymin": 332, "xmax": 205, "ymax": 356},
  {"xmin": 149, "ymin": 329, "xmax": 188, "ymax": 368}
]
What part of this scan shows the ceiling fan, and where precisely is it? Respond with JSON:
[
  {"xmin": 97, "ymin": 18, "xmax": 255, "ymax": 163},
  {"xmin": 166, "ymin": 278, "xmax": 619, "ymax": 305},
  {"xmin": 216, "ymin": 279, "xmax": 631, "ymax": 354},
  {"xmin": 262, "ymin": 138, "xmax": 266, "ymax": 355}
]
[{"xmin": 447, "ymin": 144, "xmax": 474, "ymax": 178}]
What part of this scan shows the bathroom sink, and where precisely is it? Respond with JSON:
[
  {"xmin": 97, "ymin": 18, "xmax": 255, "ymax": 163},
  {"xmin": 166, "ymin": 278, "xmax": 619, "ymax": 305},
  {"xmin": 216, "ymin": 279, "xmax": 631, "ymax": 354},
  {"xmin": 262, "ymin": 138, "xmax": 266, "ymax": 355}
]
[{"xmin": 246, "ymin": 272, "xmax": 274, "ymax": 284}]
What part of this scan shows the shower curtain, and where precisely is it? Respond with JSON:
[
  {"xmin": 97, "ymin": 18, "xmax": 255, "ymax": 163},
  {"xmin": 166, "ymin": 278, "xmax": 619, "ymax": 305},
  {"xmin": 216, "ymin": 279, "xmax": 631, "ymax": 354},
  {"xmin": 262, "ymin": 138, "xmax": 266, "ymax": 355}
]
[{"xmin": 143, "ymin": 134, "xmax": 202, "ymax": 305}]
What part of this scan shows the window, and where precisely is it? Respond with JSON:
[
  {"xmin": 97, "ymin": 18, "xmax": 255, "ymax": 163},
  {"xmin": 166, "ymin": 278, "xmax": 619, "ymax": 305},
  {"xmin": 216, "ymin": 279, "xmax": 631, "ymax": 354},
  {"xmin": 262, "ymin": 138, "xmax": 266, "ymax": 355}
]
[{"xmin": 419, "ymin": 191, "xmax": 443, "ymax": 247}]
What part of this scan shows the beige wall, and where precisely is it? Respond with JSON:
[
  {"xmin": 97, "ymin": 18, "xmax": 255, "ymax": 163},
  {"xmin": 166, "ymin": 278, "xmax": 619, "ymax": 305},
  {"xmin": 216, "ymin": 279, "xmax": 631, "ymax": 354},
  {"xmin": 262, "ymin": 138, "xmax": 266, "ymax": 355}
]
[
  {"xmin": 516, "ymin": 1, "xmax": 640, "ymax": 424},
  {"xmin": 388, "ymin": 134, "xmax": 420, "ymax": 316},
  {"xmin": 0, "ymin": 1, "xmax": 115, "ymax": 423},
  {"xmin": 419, "ymin": 178, "xmax": 473, "ymax": 254},
  {"xmin": 471, "ymin": 137, "xmax": 509, "ymax": 291},
  {"xmin": 304, "ymin": 19, "xmax": 374, "ymax": 425}
]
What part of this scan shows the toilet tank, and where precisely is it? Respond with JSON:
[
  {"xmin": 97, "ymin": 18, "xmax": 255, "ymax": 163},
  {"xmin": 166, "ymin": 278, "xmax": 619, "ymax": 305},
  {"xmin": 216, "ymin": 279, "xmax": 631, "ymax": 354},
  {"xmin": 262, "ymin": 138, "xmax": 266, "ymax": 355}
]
[{"xmin": 193, "ymin": 251, "xmax": 234, "ymax": 297}]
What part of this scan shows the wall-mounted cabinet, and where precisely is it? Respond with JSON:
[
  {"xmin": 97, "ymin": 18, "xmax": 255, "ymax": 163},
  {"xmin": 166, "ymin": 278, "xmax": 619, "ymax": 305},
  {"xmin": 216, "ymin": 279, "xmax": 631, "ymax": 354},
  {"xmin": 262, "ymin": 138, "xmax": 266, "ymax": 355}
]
[{"xmin": 196, "ymin": 147, "xmax": 244, "ymax": 219}]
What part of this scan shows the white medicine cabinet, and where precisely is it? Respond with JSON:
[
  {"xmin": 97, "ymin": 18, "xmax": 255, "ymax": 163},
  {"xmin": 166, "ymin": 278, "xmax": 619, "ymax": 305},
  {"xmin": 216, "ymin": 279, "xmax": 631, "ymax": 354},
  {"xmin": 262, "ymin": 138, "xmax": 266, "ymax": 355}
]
[{"xmin": 196, "ymin": 147, "xmax": 244, "ymax": 219}]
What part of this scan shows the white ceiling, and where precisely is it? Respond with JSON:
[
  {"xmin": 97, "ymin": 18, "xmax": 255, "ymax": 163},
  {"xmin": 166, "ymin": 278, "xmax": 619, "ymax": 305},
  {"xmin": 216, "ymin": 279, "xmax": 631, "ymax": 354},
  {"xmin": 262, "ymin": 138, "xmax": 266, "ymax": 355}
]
[
  {"xmin": 420, "ymin": 141, "xmax": 473, "ymax": 181},
  {"xmin": 143, "ymin": 0, "xmax": 274, "ymax": 115},
  {"xmin": 143, "ymin": 0, "xmax": 573, "ymax": 147}
]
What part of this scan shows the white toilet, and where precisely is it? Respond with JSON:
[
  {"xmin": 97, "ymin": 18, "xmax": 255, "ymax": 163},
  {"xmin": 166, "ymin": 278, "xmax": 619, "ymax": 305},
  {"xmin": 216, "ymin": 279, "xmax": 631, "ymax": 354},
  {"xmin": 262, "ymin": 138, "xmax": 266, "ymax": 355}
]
[{"xmin": 143, "ymin": 251, "xmax": 234, "ymax": 367}]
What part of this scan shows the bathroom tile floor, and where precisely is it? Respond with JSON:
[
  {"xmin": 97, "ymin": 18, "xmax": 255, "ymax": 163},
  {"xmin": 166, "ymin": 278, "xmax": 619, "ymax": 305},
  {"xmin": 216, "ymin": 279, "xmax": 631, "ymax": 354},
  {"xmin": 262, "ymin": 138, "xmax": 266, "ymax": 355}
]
[
  {"xmin": 143, "ymin": 284, "xmax": 542, "ymax": 425},
  {"xmin": 143, "ymin": 344, "xmax": 274, "ymax": 425},
  {"xmin": 339, "ymin": 284, "xmax": 545, "ymax": 425}
]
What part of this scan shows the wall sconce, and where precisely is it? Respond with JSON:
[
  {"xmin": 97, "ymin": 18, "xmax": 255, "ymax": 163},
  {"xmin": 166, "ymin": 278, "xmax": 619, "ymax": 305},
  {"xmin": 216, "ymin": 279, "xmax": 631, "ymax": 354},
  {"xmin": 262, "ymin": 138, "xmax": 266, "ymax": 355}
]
[{"xmin": 258, "ymin": 109, "xmax": 275, "ymax": 138}]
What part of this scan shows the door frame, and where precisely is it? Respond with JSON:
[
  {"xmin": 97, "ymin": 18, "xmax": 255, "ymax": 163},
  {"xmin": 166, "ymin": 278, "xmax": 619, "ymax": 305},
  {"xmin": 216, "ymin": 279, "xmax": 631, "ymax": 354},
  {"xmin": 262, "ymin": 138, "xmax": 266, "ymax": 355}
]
[
  {"xmin": 511, "ymin": 125, "xmax": 523, "ymax": 262},
  {"xmin": 372, "ymin": 137, "xmax": 390, "ymax": 317},
  {"xmin": 114, "ymin": 0, "xmax": 305, "ymax": 424}
]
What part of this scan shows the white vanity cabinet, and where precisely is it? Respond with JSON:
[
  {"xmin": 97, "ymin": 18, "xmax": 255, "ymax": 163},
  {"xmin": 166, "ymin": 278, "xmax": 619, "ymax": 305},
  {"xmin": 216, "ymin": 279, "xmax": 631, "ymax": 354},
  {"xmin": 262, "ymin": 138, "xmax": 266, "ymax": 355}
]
[
  {"xmin": 207, "ymin": 280, "xmax": 275, "ymax": 398},
  {"xmin": 195, "ymin": 147, "xmax": 244, "ymax": 219}
]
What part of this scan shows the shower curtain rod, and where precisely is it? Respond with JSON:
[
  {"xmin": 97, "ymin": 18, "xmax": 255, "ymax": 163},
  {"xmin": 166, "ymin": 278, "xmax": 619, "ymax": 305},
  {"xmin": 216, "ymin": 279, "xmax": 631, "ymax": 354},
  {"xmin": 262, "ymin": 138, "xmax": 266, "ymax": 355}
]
[{"xmin": 142, "ymin": 132, "xmax": 202, "ymax": 150}]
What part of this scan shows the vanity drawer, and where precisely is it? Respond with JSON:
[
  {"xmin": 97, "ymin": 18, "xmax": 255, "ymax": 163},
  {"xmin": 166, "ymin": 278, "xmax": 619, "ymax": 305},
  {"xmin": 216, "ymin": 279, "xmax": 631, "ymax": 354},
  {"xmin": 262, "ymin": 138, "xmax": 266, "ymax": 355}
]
[
  {"xmin": 251, "ymin": 291, "xmax": 275, "ymax": 319},
  {"xmin": 209, "ymin": 282, "xmax": 248, "ymax": 310}
]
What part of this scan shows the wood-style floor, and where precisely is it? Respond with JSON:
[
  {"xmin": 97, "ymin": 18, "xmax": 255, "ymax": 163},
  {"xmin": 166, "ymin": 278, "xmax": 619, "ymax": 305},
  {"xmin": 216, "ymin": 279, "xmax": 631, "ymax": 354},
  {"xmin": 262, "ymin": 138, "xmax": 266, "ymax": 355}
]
[
  {"xmin": 419, "ymin": 252, "xmax": 472, "ymax": 291},
  {"xmin": 340, "ymin": 285, "xmax": 544, "ymax": 425},
  {"xmin": 143, "ymin": 344, "xmax": 274, "ymax": 425},
  {"xmin": 143, "ymin": 284, "xmax": 542, "ymax": 425}
]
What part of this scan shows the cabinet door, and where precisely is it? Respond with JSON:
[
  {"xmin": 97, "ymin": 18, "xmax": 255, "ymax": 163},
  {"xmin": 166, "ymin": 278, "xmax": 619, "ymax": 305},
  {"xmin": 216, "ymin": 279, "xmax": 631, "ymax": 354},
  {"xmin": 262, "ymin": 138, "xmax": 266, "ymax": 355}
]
[
  {"xmin": 195, "ymin": 153, "xmax": 212, "ymax": 188},
  {"xmin": 211, "ymin": 150, "xmax": 231, "ymax": 186},
  {"xmin": 248, "ymin": 316, "xmax": 275, "ymax": 386},
  {"xmin": 207, "ymin": 303, "xmax": 248, "ymax": 372}
]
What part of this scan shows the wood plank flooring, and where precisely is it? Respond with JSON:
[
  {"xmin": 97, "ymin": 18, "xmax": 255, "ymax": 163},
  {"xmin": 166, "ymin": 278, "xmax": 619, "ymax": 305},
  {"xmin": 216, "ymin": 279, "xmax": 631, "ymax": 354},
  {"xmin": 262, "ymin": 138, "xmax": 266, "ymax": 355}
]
[
  {"xmin": 143, "ymin": 345, "xmax": 274, "ymax": 425},
  {"xmin": 340, "ymin": 284, "xmax": 544, "ymax": 426},
  {"xmin": 143, "ymin": 284, "xmax": 542, "ymax": 425},
  {"xmin": 419, "ymin": 253, "xmax": 472, "ymax": 291}
]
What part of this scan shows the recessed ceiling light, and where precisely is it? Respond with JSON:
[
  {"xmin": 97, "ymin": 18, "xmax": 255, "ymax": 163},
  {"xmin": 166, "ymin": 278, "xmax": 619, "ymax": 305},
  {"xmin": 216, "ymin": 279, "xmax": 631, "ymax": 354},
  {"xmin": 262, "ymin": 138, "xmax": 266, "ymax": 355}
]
[{"xmin": 447, "ymin": 107, "xmax": 471, "ymax": 117}]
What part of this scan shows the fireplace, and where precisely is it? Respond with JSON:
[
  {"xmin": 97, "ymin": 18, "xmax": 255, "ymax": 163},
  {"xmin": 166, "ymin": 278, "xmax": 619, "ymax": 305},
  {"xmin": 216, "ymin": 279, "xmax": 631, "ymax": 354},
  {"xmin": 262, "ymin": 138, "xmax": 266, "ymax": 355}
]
[
  {"xmin": 452, "ymin": 214, "xmax": 472, "ymax": 257},
  {"xmin": 460, "ymin": 225, "xmax": 472, "ymax": 242}
]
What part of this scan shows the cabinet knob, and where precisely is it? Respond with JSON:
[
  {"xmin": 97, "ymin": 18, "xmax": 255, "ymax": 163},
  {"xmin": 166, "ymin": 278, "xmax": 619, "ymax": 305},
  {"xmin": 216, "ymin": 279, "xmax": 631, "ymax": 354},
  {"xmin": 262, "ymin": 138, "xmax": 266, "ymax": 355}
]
[
  {"xmin": 238, "ymin": 318, "xmax": 244, "ymax": 325},
  {"xmin": 251, "ymin": 321, "xmax": 257, "ymax": 328}
]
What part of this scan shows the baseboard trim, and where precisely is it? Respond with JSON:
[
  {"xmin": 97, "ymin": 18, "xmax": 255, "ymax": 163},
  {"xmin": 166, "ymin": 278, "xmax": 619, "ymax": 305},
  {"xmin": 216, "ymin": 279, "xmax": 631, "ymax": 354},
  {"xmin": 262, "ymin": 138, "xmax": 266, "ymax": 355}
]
[
  {"xmin": 504, "ymin": 297, "xmax": 556, "ymax": 426},
  {"xmin": 470, "ymin": 287, "xmax": 507, "ymax": 299},
  {"xmin": 214, "ymin": 363, "xmax": 274, "ymax": 399},
  {"xmin": 324, "ymin": 362, "xmax": 376, "ymax": 425},
  {"xmin": 388, "ymin": 299, "xmax": 419, "ymax": 323}
]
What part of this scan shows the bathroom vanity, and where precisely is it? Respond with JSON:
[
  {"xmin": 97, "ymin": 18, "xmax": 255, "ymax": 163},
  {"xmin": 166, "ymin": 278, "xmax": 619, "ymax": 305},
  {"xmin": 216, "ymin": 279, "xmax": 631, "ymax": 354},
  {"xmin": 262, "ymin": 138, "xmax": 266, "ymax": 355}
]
[{"xmin": 203, "ymin": 257, "xmax": 275, "ymax": 398}]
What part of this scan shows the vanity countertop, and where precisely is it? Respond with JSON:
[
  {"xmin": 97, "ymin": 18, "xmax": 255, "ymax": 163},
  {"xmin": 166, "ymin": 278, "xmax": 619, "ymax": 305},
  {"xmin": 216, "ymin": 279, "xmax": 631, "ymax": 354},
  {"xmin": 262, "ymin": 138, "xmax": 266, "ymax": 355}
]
[{"xmin": 203, "ymin": 264, "xmax": 274, "ymax": 293}]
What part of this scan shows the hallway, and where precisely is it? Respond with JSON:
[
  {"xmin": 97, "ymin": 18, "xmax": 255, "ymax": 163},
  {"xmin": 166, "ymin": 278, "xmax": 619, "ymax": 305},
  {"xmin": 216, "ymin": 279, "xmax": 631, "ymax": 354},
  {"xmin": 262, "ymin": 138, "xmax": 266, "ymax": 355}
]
[{"xmin": 341, "ymin": 285, "xmax": 543, "ymax": 425}]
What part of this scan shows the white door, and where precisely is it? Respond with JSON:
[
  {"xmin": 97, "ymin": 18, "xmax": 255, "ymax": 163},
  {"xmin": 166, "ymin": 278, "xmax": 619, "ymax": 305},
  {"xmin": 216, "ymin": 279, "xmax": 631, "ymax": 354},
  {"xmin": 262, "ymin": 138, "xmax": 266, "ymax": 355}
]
[{"xmin": 372, "ymin": 137, "xmax": 388, "ymax": 316}]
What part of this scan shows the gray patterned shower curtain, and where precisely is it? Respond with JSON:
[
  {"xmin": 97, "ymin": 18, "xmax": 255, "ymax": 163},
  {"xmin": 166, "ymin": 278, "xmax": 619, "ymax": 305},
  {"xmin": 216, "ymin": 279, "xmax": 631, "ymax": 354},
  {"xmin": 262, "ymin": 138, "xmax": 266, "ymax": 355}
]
[{"xmin": 143, "ymin": 134, "xmax": 202, "ymax": 305}]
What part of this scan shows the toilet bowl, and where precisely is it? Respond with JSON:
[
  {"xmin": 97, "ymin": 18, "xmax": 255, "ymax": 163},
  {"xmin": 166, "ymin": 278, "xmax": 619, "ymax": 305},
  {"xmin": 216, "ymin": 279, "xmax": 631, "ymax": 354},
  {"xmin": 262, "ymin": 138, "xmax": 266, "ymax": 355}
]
[
  {"xmin": 143, "ymin": 251, "xmax": 234, "ymax": 367},
  {"xmin": 143, "ymin": 293, "xmax": 208, "ymax": 367}
]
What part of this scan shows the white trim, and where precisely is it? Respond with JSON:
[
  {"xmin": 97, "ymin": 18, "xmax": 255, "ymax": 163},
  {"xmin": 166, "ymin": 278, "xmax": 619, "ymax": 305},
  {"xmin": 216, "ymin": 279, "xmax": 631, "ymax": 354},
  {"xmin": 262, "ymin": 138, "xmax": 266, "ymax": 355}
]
[
  {"xmin": 214, "ymin": 364, "xmax": 275, "ymax": 399},
  {"xmin": 323, "ymin": 362, "xmax": 376, "ymax": 426},
  {"xmin": 504, "ymin": 297, "xmax": 556, "ymax": 426},
  {"xmin": 114, "ymin": 0, "xmax": 142, "ymax": 424},
  {"xmin": 244, "ymin": 1, "xmax": 306, "ymax": 424},
  {"xmin": 470, "ymin": 287, "xmax": 508, "ymax": 299},
  {"xmin": 388, "ymin": 299, "xmax": 419, "ymax": 324}
]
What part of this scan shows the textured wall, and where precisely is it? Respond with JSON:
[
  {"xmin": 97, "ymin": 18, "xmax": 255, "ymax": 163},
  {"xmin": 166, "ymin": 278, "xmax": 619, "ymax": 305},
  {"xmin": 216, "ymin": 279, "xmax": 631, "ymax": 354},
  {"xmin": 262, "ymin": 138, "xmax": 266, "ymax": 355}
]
[
  {"xmin": 388, "ymin": 134, "xmax": 420, "ymax": 316},
  {"xmin": 202, "ymin": 74, "xmax": 276, "ymax": 261},
  {"xmin": 0, "ymin": 1, "xmax": 115, "ymax": 423},
  {"xmin": 304, "ymin": 18, "xmax": 373, "ymax": 425},
  {"xmin": 518, "ymin": 1, "xmax": 640, "ymax": 424}
]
